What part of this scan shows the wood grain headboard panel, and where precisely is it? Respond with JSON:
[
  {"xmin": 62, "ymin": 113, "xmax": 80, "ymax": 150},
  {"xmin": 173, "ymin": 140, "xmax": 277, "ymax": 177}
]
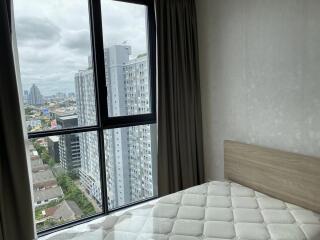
[{"xmin": 224, "ymin": 140, "xmax": 320, "ymax": 213}]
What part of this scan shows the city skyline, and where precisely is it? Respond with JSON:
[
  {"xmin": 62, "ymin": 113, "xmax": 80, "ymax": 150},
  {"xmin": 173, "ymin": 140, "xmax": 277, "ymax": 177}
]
[
  {"xmin": 14, "ymin": 0, "xmax": 147, "ymax": 95},
  {"xmin": 24, "ymin": 84, "xmax": 74, "ymax": 98},
  {"xmin": 14, "ymin": 0, "xmax": 153, "ymax": 231},
  {"xmin": 23, "ymin": 44, "xmax": 156, "ymax": 230}
]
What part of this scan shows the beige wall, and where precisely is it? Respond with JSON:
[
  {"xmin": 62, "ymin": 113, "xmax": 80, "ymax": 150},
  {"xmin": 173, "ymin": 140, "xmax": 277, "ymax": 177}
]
[{"xmin": 196, "ymin": 0, "xmax": 320, "ymax": 180}]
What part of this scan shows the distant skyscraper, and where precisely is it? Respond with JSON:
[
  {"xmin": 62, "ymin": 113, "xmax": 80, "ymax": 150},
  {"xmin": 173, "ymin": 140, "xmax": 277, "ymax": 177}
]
[
  {"xmin": 23, "ymin": 90, "xmax": 29, "ymax": 104},
  {"xmin": 75, "ymin": 45, "xmax": 156, "ymax": 209},
  {"xmin": 57, "ymin": 115, "xmax": 81, "ymax": 174},
  {"xmin": 28, "ymin": 84, "xmax": 43, "ymax": 105}
]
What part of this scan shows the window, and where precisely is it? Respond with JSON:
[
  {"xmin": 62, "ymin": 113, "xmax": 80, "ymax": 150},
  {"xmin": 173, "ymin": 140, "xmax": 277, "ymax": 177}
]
[{"xmin": 13, "ymin": 0, "xmax": 156, "ymax": 235}]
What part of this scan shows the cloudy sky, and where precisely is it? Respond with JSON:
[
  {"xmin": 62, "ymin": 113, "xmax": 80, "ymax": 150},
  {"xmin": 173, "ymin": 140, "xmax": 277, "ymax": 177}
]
[{"xmin": 13, "ymin": 0, "xmax": 147, "ymax": 95}]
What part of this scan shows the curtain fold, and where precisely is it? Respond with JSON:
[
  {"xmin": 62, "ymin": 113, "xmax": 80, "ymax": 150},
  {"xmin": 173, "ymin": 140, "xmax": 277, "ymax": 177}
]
[
  {"xmin": 0, "ymin": 0, "xmax": 36, "ymax": 239},
  {"xmin": 156, "ymin": 0, "xmax": 204, "ymax": 196}
]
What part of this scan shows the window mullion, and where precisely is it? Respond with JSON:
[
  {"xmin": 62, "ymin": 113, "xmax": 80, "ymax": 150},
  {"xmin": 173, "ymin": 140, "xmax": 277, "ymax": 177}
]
[
  {"xmin": 146, "ymin": 0, "xmax": 157, "ymax": 119},
  {"xmin": 103, "ymin": 114, "xmax": 156, "ymax": 130},
  {"xmin": 88, "ymin": 0, "xmax": 109, "ymax": 215}
]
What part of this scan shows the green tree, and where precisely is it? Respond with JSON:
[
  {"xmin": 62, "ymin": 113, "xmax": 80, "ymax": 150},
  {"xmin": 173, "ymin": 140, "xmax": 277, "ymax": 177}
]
[
  {"xmin": 57, "ymin": 174, "xmax": 95, "ymax": 215},
  {"xmin": 48, "ymin": 158, "xmax": 56, "ymax": 168},
  {"xmin": 41, "ymin": 151, "xmax": 50, "ymax": 164},
  {"xmin": 25, "ymin": 107, "xmax": 33, "ymax": 115},
  {"xmin": 34, "ymin": 143, "xmax": 46, "ymax": 156},
  {"xmin": 34, "ymin": 143, "xmax": 57, "ymax": 166}
]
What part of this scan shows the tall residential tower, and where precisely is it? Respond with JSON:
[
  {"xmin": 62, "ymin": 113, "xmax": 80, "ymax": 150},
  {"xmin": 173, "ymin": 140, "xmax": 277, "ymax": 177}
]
[{"xmin": 75, "ymin": 45, "xmax": 156, "ymax": 209}]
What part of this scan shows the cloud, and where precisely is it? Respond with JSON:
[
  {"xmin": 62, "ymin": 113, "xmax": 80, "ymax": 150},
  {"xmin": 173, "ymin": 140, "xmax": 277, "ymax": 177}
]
[
  {"xmin": 101, "ymin": 1, "xmax": 147, "ymax": 56},
  {"xmin": 15, "ymin": 17, "xmax": 61, "ymax": 48},
  {"xmin": 61, "ymin": 30, "xmax": 91, "ymax": 54},
  {"xmin": 13, "ymin": 0, "xmax": 148, "ymax": 95}
]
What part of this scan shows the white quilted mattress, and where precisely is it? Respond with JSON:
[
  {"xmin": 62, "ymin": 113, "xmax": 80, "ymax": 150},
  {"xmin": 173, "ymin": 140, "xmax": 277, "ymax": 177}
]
[{"xmin": 46, "ymin": 181, "xmax": 320, "ymax": 240}]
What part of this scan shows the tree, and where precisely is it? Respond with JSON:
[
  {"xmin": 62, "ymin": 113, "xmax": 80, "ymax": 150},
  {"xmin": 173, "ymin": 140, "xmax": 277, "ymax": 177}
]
[
  {"xmin": 25, "ymin": 107, "xmax": 33, "ymax": 115},
  {"xmin": 41, "ymin": 151, "xmax": 50, "ymax": 164},
  {"xmin": 48, "ymin": 158, "xmax": 56, "ymax": 168},
  {"xmin": 34, "ymin": 143, "xmax": 46, "ymax": 156},
  {"xmin": 34, "ymin": 143, "xmax": 57, "ymax": 166},
  {"xmin": 57, "ymin": 173, "xmax": 95, "ymax": 215}
]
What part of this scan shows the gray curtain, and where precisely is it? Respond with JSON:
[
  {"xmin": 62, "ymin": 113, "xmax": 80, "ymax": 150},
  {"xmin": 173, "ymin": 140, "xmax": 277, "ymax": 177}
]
[
  {"xmin": 0, "ymin": 0, "xmax": 36, "ymax": 239},
  {"xmin": 156, "ymin": 0, "xmax": 204, "ymax": 196}
]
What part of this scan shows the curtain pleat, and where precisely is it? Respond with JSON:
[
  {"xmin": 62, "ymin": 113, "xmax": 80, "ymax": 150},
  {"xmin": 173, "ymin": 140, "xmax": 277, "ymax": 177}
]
[
  {"xmin": 0, "ymin": 0, "xmax": 36, "ymax": 239},
  {"xmin": 156, "ymin": 0, "xmax": 205, "ymax": 196}
]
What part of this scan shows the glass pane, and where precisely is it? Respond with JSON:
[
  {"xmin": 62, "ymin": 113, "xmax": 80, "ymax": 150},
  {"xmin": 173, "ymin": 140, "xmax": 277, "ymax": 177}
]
[
  {"xmin": 13, "ymin": 0, "xmax": 97, "ymax": 132},
  {"xmin": 29, "ymin": 131, "xmax": 102, "ymax": 232},
  {"xmin": 104, "ymin": 124, "xmax": 157, "ymax": 210},
  {"xmin": 101, "ymin": 0, "xmax": 151, "ymax": 117}
]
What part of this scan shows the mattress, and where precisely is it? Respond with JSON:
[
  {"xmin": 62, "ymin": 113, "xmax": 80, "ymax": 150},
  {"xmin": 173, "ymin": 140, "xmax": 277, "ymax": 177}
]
[{"xmin": 47, "ymin": 181, "xmax": 320, "ymax": 240}]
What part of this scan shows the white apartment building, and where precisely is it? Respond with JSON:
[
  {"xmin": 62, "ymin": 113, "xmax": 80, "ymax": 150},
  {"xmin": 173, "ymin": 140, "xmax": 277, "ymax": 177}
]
[
  {"xmin": 75, "ymin": 45, "xmax": 156, "ymax": 209},
  {"xmin": 75, "ymin": 68, "xmax": 102, "ymax": 205}
]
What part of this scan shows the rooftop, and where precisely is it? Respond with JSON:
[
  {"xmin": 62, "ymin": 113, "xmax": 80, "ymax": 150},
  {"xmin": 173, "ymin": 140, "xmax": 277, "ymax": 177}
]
[
  {"xmin": 33, "ymin": 186, "xmax": 63, "ymax": 202},
  {"xmin": 32, "ymin": 150, "xmax": 39, "ymax": 156},
  {"xmin": 32, "ymin": 170, "xmax": 56, "ymax": 185},
  {"xmin": 57, "ymin": 115, "xmax": 78, "ymax": 121},
  {"xmin": 52, "ymin": 200, "xmax": 83, "ymax": 221},
  {"xmin": 48, "ymin": 136, "xmax": 59, "ymax": 142},
  {"xmin": 31, "ymin": 155, "xmax": 40, "ymax": 161},
  {"xmin": 32, "ymin": 164, "xmax": 49, "ymax": 173},
  {"xmin": 31, "ymin": 159, "xmax": 43, "ymax": 168}
]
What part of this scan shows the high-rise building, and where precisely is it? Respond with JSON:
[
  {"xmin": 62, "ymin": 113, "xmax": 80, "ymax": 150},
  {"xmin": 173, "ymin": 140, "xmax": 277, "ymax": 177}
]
[
  {"xmin": 56, "ymin": 115, "xmax": 81, "ymax": 174},
  {"xmin": 23, "ymin": 90, "xmax": 29, "ymax": 104},
  {"xmin": 123, "ymin": 54, "xmax": 156, "ymax": 201},
  {"xmin": 48, "ymin": 136, "xmax": 60, "ymax": 163},
  {"xmin": 104, "ymin": 46, "xmax": 132, "ymax": 207},
  {"xmin": 28, "ymin": 84, "xmax": 43, "ymax": 105},
  {"xmin": 74, "ymin": 66, "xmax": 101, "ymax": 205},
  {"xmin": 75, "ymin": 45, "xmax": 156, "ymax": 209}
]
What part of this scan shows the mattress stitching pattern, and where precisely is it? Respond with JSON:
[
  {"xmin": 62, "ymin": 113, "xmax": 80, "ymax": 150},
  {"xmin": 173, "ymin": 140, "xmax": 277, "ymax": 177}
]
[{"xmin": 52, "ymin": 181, "xmax": 320, "ymax": 240}]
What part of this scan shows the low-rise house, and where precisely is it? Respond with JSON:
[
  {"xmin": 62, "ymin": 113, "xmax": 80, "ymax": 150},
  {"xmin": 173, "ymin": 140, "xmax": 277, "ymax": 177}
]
[
  {"xmin": 31, "ymin": 159, "xmax": 49, "ymax": 173},
  {"xmin": 51, "ymin": 200, "xmax": 83, "ymax": 222},
  {"xmin": 33, "ymin": 186, "xmax": 64, "ymax": 206},
  {"xmin": 33, "ymin": 170, "xmax": 57, "ymax": 190}
]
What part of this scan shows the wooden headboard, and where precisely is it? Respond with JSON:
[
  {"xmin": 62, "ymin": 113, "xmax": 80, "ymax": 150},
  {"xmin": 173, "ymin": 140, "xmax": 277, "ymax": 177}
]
[{"xmin": 224, "ymin": 140, "xmax": 320, "ymax": 213}]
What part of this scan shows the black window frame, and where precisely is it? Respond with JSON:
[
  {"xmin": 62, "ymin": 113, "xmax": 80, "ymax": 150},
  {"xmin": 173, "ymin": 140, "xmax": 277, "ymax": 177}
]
[{"xmin": 24, "ymin": 0, "xmax": 157, "ymax": 236}]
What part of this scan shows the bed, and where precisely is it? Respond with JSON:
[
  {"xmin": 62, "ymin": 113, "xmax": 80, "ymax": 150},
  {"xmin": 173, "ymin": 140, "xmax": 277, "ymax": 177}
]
[{"xmin": 46, "ymin": 140, "xmax": 320, "ymax": 240}]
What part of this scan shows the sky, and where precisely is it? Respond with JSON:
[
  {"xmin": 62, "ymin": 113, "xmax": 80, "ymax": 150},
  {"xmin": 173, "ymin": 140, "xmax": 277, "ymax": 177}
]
[{"xmin": 13, "ymin": 0, "xmax": 147, "ymax": 96}]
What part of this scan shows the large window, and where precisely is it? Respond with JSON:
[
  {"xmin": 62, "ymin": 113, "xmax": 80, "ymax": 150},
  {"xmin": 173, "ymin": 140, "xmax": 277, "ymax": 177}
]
[{"xmin": 13, "ymin": 0, "xmax": 156, "ymax": 235}]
